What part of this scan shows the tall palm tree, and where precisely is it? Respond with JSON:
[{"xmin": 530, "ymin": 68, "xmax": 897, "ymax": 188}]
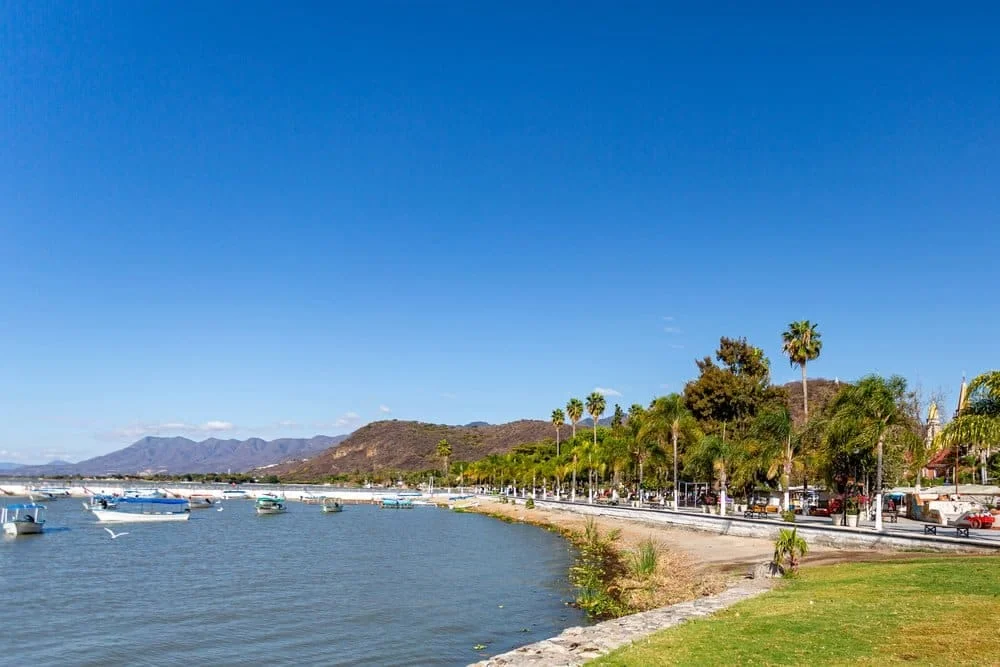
[
  {"xmin": 641, "ymin": 394, "xmax": 701, "ymax": 511},
  {"xmin": 937, "ymin": 370, "xmax": 1000, "ymax": 486},
  {"xmin": 566, "ymin": 398, "xmax": 584, "ymax": 439},
  {"xmin": 551, "ymin": 408, "xmax": 566, "ymax": 456},
  {"xmin": 586, "ymin": 391, "xmax": 606, "ymax": 448},
  {"xmin": 628, "ymin": 403, "xmax": 648, "ymax": 491},
  {"xmin": 781, "ymin": 320, "xmax": 823, "ymax": 420},
  {"xmin": 751, "ymin": 407, "xmax": 796, "ymax": 511},
  {"xmin": 828, "ymin": 375, "xmax": 918, "ymax": 531},
  {"xmin": 436, "ymin": 439, "xmax": 452, "ymax": 477}
]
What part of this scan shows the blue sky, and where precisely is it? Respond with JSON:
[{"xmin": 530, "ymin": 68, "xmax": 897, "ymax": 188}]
[{"xmin": 2, "ymin": 3, "xmax": 997, "ymax": 463}]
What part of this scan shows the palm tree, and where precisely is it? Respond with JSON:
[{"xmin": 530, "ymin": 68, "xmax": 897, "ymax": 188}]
[
  {"xmin": 641, "ymin": 394, "xmax": 701, "ymax": 511},
  {"xmin": 828, "ymin": 375, "xmax": 918, "ymax": 531},
  {"xmin": 781, "ymin": 321, "xmax": 823, "ymax": 420},
  {"xmin": 937, "ymin": 371, "xmax": 1000, "ymax": 487},
  {"xmin": 628, "ymin": 403, "xmax": 648, "ymax": 491},
  {"xmin": 567, "ymin": 398, "xmax": 584, "ymax": 438},
  {"xmin": 551, "ymin": 408, "xmax": 566, "ymax": 456},
  {"xmin": 773, "ymin": 528, "xmax": 808, "ymax": 572},
  {"xmin": 436, "ymin": 439, "xmax": 452, "ymax": 477},
  {"xmin": 585, "ymin": 392, "xmax": 606, "ymax": 447},
  {"xmin": 690, "ymin": 434, "xmax": 738, "ymax": 516},
  {"xmin": 752, "ymin": 407, "xmax": 796, "ymax": 511}
]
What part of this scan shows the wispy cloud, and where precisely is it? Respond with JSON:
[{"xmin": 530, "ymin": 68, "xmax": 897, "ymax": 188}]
[
  {"xmin": 594, "ymin": 387, "xmax": 622, "ymax": 397},
  {"xmin": 659, "ymin": 383, "xmax": 671, "ymax": 390},
  {"xmin": 107, "ymin": 420, "xmax": 239, "ymax": 440},
  {"xmin": 440, "ymin": 392, "xmax": 458, "ymax": 400},
  {"xmin": 334, "ymin": 411, "xmax": 362, "ymax": 428},
  {"xmin": 663, "ymin": 326, "xmax": 682, "ymax": 334},
  {"xmin": 277, "ymin": 420, "xmax": 299, "ymax": 428},
  {"xmin": 379, "ymin": 405, "xmax": 392, "ymax": 414},
  {"xmin": 0, "ymin": 449, "xmax": 21, "ymax": 459},
  {"xmin": 662, "ymin": 316, "xmax": 675, "ymax": 322},
  {"xmin": 669, "ymin": 343, "xmax": 685, "ymax": 349}
]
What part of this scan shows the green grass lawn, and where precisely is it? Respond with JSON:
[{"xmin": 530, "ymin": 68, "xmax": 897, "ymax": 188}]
[{"xmin": 591, "ymin": 556, "xmax": 1000, "ymax": 666}]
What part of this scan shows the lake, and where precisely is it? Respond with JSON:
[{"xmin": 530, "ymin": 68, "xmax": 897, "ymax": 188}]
[{"xmin": 0, "ymin": 499, "xmax": 586, "ymax": 666}]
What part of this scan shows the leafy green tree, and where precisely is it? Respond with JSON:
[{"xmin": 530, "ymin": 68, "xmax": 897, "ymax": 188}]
[
  {"xmin": 611, "ymin": 404, "xmax": 625, "ymax": 431},
  {"xmin": 551, "ymin": 408, "xmax": 566, "ymax": 456},
  {"xmin": 567, "ymin": 398, "xmax": 584, "ymax": 438},
  {"xmin": 586, "ymin": 391, "xmax": 607, "ymax": 447},
  {"xmin": 827, "ymin": 375, "xmax": 920, "ymax": 530},
  {"xmin": 641, "ymin": 394, "xmax": 701, "ymax": 510},
  {"xmin": 684, "ymin": 337, "xmax": 786, "ymax": 437},
  {"xmin": 782, "ymin": 320, "xmax": 823, "ymax": 420},
  {"xmin": 436, "ymin": 439, "xmax": 452, "ymax": 476},
  {"xmin": 937, "ymin": 371, "xmax": 1000, "ymax": 486}
]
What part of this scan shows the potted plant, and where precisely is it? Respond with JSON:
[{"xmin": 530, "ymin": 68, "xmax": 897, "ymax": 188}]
[{"xmin": 845, "ymin": 495, "xmax": 861, "ymax": 527}]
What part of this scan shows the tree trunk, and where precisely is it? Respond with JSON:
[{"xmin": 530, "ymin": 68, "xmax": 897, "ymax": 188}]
[
  {"xmin": 874, "ymin": 433, "xmax": 884, "ymax": 531},
  {"xmin": 571, "ymin": 455, "xmax": 577, "ymax": 502},
  {"xmin": 555, "ymin": 427, "xmax": 560, "ymax": 457},
  {"xmin": 801, "ymin": 363, "xmax": 809, "ymax": 420},
  {"xmin": 672, "ymin": 427, "xmax": 679, "ymax": 511},
  {"xmin": 719, "ymin": 468, "xmax": 727, "ymax": 516},
  {"xmin": 783, "ymin": 433, "xmax": 792, "ymax": 512},
  {"xmin": 571, "ymin": 422, "xmax": 576, "ymax": 439}
]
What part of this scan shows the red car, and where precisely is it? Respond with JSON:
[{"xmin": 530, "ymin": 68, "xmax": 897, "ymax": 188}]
[{"xmin": 955, "ymin": 511, "xmax": 996, "ymax": 530}]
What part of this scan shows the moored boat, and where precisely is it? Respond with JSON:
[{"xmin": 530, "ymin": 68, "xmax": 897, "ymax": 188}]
[
  {"xmin": 188, "ymin": 494, "xmax": 217, "ymax": 509},
  {"xmin": 380, "ymin": 497, "xmax": 413, "ymax": 509},
  {"xmin": 82, "ymin": 494, "xmax": 119, "ymax": 511},
  {"xmin": 2, "ymin": 503, "xmax": 46, "ymax": 536},
  {"xmin": 91, "ymin": 497, "xmax": 191, "ymax": 523},
  {"xmin": 221, "ymin": 489, "xmax": 249, "ymax": 500},
  {"xmin": 321, "ymin": 498, "xmax": 343, "ymax": 513},
  {"xmin": 255, "ymin": 495, "xmax": 287, "ymax": 515}
]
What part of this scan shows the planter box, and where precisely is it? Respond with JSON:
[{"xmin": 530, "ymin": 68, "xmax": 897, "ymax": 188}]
[
  {"xmin": 846, "ymin": 513, "xmax": 860, "ymax": 528},
  {"xmin": 830, "ymin": 514, "xmax": 845, "ymax": 526}
]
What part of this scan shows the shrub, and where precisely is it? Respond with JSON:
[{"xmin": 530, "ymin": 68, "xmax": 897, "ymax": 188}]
[
  {"xmin": 773, "ymin": 527, "xmax": 808, "ymax": 573},
  {"xmin": 781, "ymin": 510, "xmax": 796, "ymax": 523},
  {"xmin": 629, "ymin": 538, "xmax": 659, "ymax": 578},
  {"xmin": 570, "ymin": 519, "xmax": 628, "ymax": 618},
  {"xmin": 525, "ymin": 498, "xmax": 535, "ymax": 509}
]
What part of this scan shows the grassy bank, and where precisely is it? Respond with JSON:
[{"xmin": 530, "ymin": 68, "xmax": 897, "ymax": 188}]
[
  {"xmin": 468, "ymin": 503, "xmax": 726, "ymax": 618},
  {"xmin": 592, "ymin": 556, "xmax": 1000, "ymax": 666}
]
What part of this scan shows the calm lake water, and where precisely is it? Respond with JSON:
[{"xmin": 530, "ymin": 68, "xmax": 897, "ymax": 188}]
[{"xmin": 0, "ymin": 499, "xmax": 586, "ymax": 666}]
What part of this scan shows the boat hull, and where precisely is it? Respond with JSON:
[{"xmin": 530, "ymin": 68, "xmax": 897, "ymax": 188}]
[
  {"xmin": 91, "ymin": 509, "xmax": 191, "ymax": 523},
  {"xmin": 256, "ymin": 507, "xmax": 286, "ymax": 515},
  {"xmin": 321, "ymin": 505, "xmax": 343, "ymax": 513},
  {"xmin": 3, "ymin": 520, "xmax": 44, "ymax": 536}
]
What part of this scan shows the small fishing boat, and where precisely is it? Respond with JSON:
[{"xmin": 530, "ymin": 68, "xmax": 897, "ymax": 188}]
[
  {"xmin": 321, "ymin": 498, "xmax": 343, "ymax": 513},
  {"xmin": 221, "ymin": 489, "xmax": 249, "ymax": 500},
  {"xmin": 123, "ymin": 488, "xmax": 167, "ymax": 499},
  {"xmin": 187, "ymin": 494, "xmax": 217, "ymax": 510},
  {"xmin": 91, "ymin": 497, "xmax": 191, "ymax": 523},
  {"xmin": 380, "ymin": 497, "xmax": 413, "ymax": 509},
  {"xmin": 2, "ymin": 503, "xmax": 46, "ymax": 536},
  {"xmin": 255, "ymin": 495, "xmax": 287, "ymax": 515},
  {"xmin": 30, "ymin": 487, "xmax": 71, "ymax": 500},
  {"xmin": 82, "ymin": 494, "xmax": 119, "ymax": 511}
]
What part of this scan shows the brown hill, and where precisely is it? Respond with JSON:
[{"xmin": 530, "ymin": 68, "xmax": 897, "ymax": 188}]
[
  {"xmin": 782, "ymin": 378, "xmax": 845, "ymax": 425},
  {"xmin": 278, "ymin": 419, "xmax": 557, "ymax": 478}
]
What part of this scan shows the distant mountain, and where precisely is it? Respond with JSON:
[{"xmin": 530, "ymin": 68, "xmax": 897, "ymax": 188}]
[
  {"xmin": 279, "ymin": 419, "xmax": 558, "ymax": 479},
  {"xmin": 10, "ymin": 435, "xmax": 349, "ymax": 476},
  {"xmin": 0, "ymin": 462, "xmax": 24, "ymax": 471},
  {"xmin": 781, "ymin": 378, "xmax": 845, "ymax": 426},
  {"xmin": 46, "ymin": 459, "xmax": 74, "ymax": 466},
  {"xmin": 464, "ymin": 421, "xmax": 491, "ymax": 428},
  {"xmin": 579, "ymin": 416, "xmax": 615, "ymax": 427}
]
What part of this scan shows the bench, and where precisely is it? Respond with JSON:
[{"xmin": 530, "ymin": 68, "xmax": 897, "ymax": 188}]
[
  {"xmin": 923, "ymin": 524, "xmax": 970, "ymax": 538},
  {"xmin": 871, "ymin": 510, "xmax": 898, "ymax": 523}
]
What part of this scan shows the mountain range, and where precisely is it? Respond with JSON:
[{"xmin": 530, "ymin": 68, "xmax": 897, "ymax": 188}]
[
  {"xmin": 8, "ymin": 435, "xmax": 348, "ymax": 476},
  {"xmin": 278, "ymin": 419, "xmax": 559, "ymax": 479}
]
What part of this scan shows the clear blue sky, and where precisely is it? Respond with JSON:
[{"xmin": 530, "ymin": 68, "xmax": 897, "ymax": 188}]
[{"xmin": 2, "ymin": 3, "xmax": 997, "ymax": 463}]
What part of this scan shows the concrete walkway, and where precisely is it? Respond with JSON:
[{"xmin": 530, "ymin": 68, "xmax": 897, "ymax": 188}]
[{"xmin": 470, "ymin": 581, "xmax": 770, "ymax": 667}]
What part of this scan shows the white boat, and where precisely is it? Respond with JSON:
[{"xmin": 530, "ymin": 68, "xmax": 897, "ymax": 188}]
[
  {"xmin": 321, "ymin": 498, "xmax": 343, "ymax": 513},
  {"xmin": 187, "ymin": 494, "xmax": 218, "ymax": 509},
  {"xmin": 2, "ymin": 503, "xmax": 46, "ymax": 536},
  {"xmin": 30, "ymin": 487, "xmax": 71, "ymax": 500},
  {"xmin": 82, "ymin": 495, "xmax": 119, "ymax": 511},
  {"xmin": 91, "ymin": 497, "xmax": 191, "ymax": 522},
  {"xmin": 221, "ymin": 489, "xmax": 249, "ymax": 500},
  {"xmin": 255, "ymin": 495, "xmax": 286, "ymax": 515},
  {"xmin": 123, "ymin": 488, "xmax": 167, "ymax": 499}
]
